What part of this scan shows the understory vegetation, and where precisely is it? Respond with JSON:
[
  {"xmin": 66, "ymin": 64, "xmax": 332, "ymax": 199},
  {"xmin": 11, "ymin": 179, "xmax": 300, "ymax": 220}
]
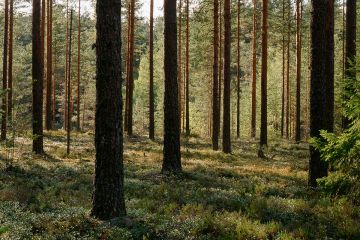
[{"xmin": 1, "ymin": 132, "xmax": 359, "ymax": 239}]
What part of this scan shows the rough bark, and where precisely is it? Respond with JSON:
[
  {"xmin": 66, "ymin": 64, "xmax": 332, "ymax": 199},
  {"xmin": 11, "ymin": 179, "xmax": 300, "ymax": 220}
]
[
  {"xmin": 285, "ymin": 0, "xmax": 290, "ymax": 139},
  {"xmin": 295, "ymin": 0, "xmax": 302, "ymax": 142},
  {"xmin": 281, "ymin": 0, "xmax": 285, "ymax": 137},
  {"xmin": 32, "ymin": 0, "xmax": 44, "ymax": 153},
  {"xmin": 91, "ymin": 0, "xmax": 126, "ymax": 220},
  {"xmin": 162, "ymin": 0, "xmax": 181, "ymax": 173},
  {"xmin": 222, "ymin": 0, "xmax": 231, "ymax": 154},
  {"xmin": 236, "ymin": 0, "xmax": 240, "ymax": 139},
  {"xmin": 212, "ymin": 0, "xmax": 220, "ymax": 151},
  {"xmin": 250, "ymin": 0, "xmax": 257, "ymax": 139},
  {"xmin": 309, "ymin": 0, "xmax": 334, "ymax": 187}
]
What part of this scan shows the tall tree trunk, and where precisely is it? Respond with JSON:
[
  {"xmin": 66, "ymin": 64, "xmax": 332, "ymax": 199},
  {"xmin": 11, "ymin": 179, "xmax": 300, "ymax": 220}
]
[
  {"xmin": 212, "ymin": 0, "xmax": 220, "ymax": 150},
  {"xmin": 124, "ymin": 1, "xmax": 131, "ymax": 132},
  {"xmin": 219, "ymin": 0, "xmax": 222, "ymax": 133},
  {"xmin": 185, "ymin": 0, "xmax": 190, "ymax": 136},
  {"xmin": 285, "ymin": 0, "xmax": 290, "ymax": 139},
  {"xmin": 281, "ymin": 0, "xmax": 285, "ymax": 137},
  {"xmin": 46, "ymin": 0, "xmax": 53, "ymax": 130},
  {"xmin": 295, "ymin": 0, "xmax": 302, "ymax": 142},
  {"xmin": 8, "ymin": 0, "xmax": 13, "ymax": 121},
  {"xmin": 76, "ymin": 0, "xmax": 81, "ymax": 131},
  {"xmin": 32, "ymin": 0, "xmax": 44, "ymax": 153},
  {"xmin": 92, "ymin": 0, "xmax": 126, "ymax": 220},
  {"xmin": 222, "ymin": 0, "xmax": 231, "ymax": 154},
  {"xmin": 309, "ymin": 0, "xmax": 334, "ymax": 187},
  {"xmin": 126, "ymin": 0, "xmax": 135, "ymax": 136},
  {"xmin": 236, "ymin": 0, "xmax": 240, "ymax": 139},
  {"xmin": 67, "ymin": 11, "xmax": 73, "ymax": 155},
  {"xmin": 212, "ymin": 0, "xmax": 220, "ymax": 151},
  {"xmin": 64, "ymin": 0, "xmax": 69, "ymax": 130},
  {"xmin": 258, "ymin": 0, "xmax": 268, "ymax": 158},
  {"xmin": 149, "ymin": 0, "xmax": 155, "ymax": 140},
  {"xmin": 162, "ymin": 0, "xmax": 181, "ymax": 173},
  {"xmin": 178, "ymin": 0, "xmax": 182, "ymax": 131},
  {"xmin": 343, "ymin": 0, "xmax": 357, "ymax": 128},
  {"xmin": 250, "ymin": 0, "xmax": 257, "ymax": 139},
  {"xmin": 1, "ymin": 0, "xmax": 9, "ymax": 141}
]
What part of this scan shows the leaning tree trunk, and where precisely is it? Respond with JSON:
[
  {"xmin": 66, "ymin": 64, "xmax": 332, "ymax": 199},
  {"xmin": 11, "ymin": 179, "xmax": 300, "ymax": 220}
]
[
  {"xmin": 212, "ymin": 0, "xmax": 220, "ymax": 151},
  {"xmin": 1, "ymin": 0, "xmax": 9, "ymax": 141},
  {"xmin": 250, "ymin": 0, "xmax": 257, "ymax": 139},
  {"xmin": 342, "ymin": 0, "xmax": 357, "ymax": 128},
  {"xmin": 149, "ymin": 0, "xmax": 155, "ymax": 140},
  {"xmin": 222, "ymin": 0, "xmax": 231, "ymax": 154},
  {"xmin": 258, "ymin": 0, "xmax": 268, "ymax": 158},
  {"xmin": 295, "ymin": 0, "xmax": 302, "ymax": 142},
  {"xmin": 32, "ymin": 0, "xmax": 44, "ymax": 154},
  {"xmin": 309, "ymin": 0, "xmax": 334, "ymax": 187},
  {"xmin": 162, "ymin": 0, "xmax": 182, "ymax": 173},
  {"xmin": 92, "ymin": 0, "xmax": 126, "ymax": 220}
]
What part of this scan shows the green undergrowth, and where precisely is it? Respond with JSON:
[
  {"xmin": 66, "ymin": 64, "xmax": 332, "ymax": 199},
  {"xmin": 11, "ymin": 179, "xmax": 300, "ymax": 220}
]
[{"xmin": 0, "ymin": 132, "xmax": 359, "ymax": 239}]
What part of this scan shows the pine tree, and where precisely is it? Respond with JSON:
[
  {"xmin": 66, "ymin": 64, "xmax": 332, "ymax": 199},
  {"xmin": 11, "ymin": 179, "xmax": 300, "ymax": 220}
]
[
  {"xmin": 149, "ymin": 0, "xmax": 155, "ymax": 140},
  {"xmin": 92, "ymin": 0, "xmax": 126, "ymax": 220},
  {"xmin": 295, "ymin": 0, "xmax": 302, "ymax": 142},
  {"xmin": 1, "ymin": 0, "xmax": 9, "ymax": 141},
  {"xmin": 8, "ymin": 0, "xmax": 13, "ymax": 120},
  {"xmin": 236, "ymin": 0, "xmax": 241, "ymax": 139},
  {"xmin": 250, "ymin": 0, "xmax": 257, "ymax": 139},
  {"xmin": 76, "ymin": 0, "xmax": 81, "ymax": 131},
  {"xmin": 46, "ymin": 0, "xmax": 53, "ymax": 130},
  {"xmin": 185, "ymin": 0, "xmax": 190, "ymax": 136}
]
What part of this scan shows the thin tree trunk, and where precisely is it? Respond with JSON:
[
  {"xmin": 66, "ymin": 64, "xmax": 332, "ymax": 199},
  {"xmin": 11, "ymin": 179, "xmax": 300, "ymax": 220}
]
[
  {"xmin": 185, "ymin": 0, "xmax": 190, "ymax": 136},
  {"xmin": 76, "ymin": 0, "xmax": 81, "ymax": 131},
  {"xmin": 162, "ymin": 0, "xmax": 181, "ymax": 173},
  {"xmin": 126, "ymin": 0, "xmax": 135, "ymax": 136},
  {"xmin": 236, "ymin": 0, "xmax": 240, "ymax": 139},
  {"xmin": 250, "ymin": 0, "xmax": 257, "ymax": 139},
  {"xmin": 258, "ymin": 0, "xmax": 268, "ymax": 158},
  {"xmin": 92, "ymin": 0, "xmax": 126, "ymax": 219},
  {"xmin": 212, "ymin": 0, "xmax": 220, "ymax": 150},
  {"xmin": 309, "ymin": 0, "xmax": 334, "ymax": 187},
  {"xmin": 64, "ymin": 0, "xmax": 69, "ymax": 130},
  {"xmin": 32, "ymin": 0, "xmax": 44, "ymax": 153},
  {"xmin": 222, "ymin": 0, "xmax": 231, "ymax": 154},
  {"xmin": 295, "ymin": 0, "xmax": 302, "ymax": 142},
  {"xmin": 1, "ymin": 0, "xmax": 9, "ymax": 141},
  {"xmin": 178, "ymin": 0, "xmax": 182, "ymax": 130},
  {"xmin": 281, "ymin": 0, "xmax": 285, "ymax": 137},
  {"xmin": 8, "ymin": 0, "xmax": 13, "ymax": 121},
  {"xmin": 124, "ymin": 1, "xmax": 131, "ymax": 132},
  {"xmin": 219, "ymin": 0, "xmax": 222, "ymax": 134},
  {"xmin": 285, "ymin": 0, "xmax": 290, "ymax": 139},
  {"xmin": 149, "ymin": 0, "xmax": 155, "ymax": 140},
  {"xmin": 46, "ymin": 0, "xmax": 53, "ymax": 130},
  {"xmin": 67, "ymin": 11, "xmax": 73, "ymax": 155}
]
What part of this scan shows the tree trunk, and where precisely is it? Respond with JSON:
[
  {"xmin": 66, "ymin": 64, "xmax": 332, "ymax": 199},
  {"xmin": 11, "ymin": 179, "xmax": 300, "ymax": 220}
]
[
  {"xmin": 222, "ymin": 0, "xmax": 231, "ymax": 154},
  {"xmin": 1, "ymin": 0, "xmax": 9, "ymax": 141},
  {"xmin": 149, "ymin": 0, "xmax": 155, "ymax": 140},
  {"xmin": 64, "ymin": 0, "xmax": 69, "ymax": 130},
  {"xmin": 92, "ymin": 0, "xmax": 126, "ymax": 220},
  {"xmin": 46, "ymin": 0, "xmax": 53, "ymax": 130},
  {"xmin": 67, "ymin": 11, "xmax": 73, "ymax": 155},
  {"xmin": 309, "ymin": 0, "xmax": 334, "ymax": 187},
  {"xmin": 343, "ymin": 0, "xmax": 357, "ymax": 128},
  {"xmin": 285, "ymin": 0, "xmax": 290, "ymax": 139},
  {"xmin": 124, "ymin": 1, "xmax": 131, "ymax": 132},
  {"xmin": 185, "ymin": 0, "xmax": 190, "ymax": 136},
  {"xmin": 32, "ymin": 0, "xmax": 44, "ymax": 153},
  {"xmin": 258, "ymin": 0, "xmax": 268, "ymax": 158},
  {"xmin": 8, "ymin": 0, "xmax": 13, "ymax": 121},
  {"xmin": 178, "ymin": 0, "xmax": 182, "ymax": 131},
  {"xmin": 212, "ymin": 0, "xmax": 220, "ymax": 151},
  {"xmin": 236, "ymin": 0, "xmax": 240, "ymax": 139},
  {"xmin": 281, "ymin": 0, "xmax": 285, "ymax": 137},
  {"xmin": 295, "ymin": 0, "xmax": 302, "ymax": 142},
  {"xmin": 250, "ymin": 0, "xmax": 257, "ymax": 139},
  {"xmin": 76, "ymin": 0, "xmax": 81, "ymax": 131},
  {"xmin": 126, "ymin": 0, "xmax": 135, "ymax": 136},
  {"xmin": 162, "ymin": 0, "xmax": 181, "ymax": 173}
]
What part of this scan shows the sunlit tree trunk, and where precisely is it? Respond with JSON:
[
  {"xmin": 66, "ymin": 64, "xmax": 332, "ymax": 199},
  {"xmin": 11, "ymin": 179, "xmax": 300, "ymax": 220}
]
[
  {"xmin": 178, "ymin": 0, "xmax": 182, "ymax": 131},
  {"xmin": 285, "ymin": 0, "xmax": 290, "ymax": 139},
  {"xmin": 1, "ymin": 0, "xmax": 9, "ymax": 141},
  {"xmin": 281, "ymin": 0, "xmax": 285, "ymax": 137},
  {"xmin": 46, "ymin": 0, "xmax": 53, "ymax": 130},
  {"xmin": 236, "ymin": 0, "xmax": 240, "ymax": 139},
  {"xmin": 149, "ymin": 0, "xmax": 155, "ymax": 140},
  {"xmin": 295, "ymin": 0, "xmax": 302, "ymax": 142},
  {"xmin": 185, "ymin": 0, "xmax": 190, "ymax": 136},
  {"xmin": 250, "ymin": 0, "xmax": 257, "ymax": 139},
  {"xmin": 64, "ymin": 0, "xmax": 69, "ymax": 130},
  {"xmin": 76, "ymin": 0, "xmax": 81, "ymax": 131}
]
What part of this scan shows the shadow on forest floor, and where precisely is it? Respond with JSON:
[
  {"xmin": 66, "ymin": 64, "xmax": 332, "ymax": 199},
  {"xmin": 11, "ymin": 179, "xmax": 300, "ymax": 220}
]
[{"xmin": 0, "ymin": 132, "xmax": 359, "ymax": 239}]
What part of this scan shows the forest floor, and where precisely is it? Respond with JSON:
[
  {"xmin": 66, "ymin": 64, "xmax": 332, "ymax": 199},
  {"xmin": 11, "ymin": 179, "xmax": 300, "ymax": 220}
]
[{"xmin": 0, "ymin": 131, "xmax": 359, "ymax": 240}]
